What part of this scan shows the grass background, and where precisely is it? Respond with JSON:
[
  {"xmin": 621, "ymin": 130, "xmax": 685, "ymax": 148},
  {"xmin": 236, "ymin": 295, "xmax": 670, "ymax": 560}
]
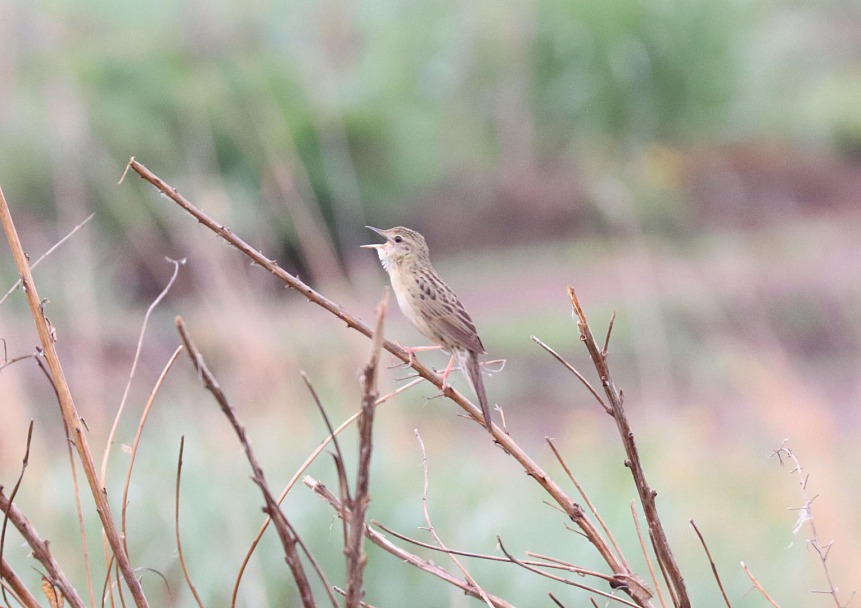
[{"xmin": 1, "ymin": 0, "xmax": 860, "ymax": 605}]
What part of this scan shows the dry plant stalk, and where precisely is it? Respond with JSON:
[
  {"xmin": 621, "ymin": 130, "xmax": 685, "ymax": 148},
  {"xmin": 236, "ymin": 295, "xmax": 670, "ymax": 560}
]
[
  {"xmin": 772, "ymin": 443, "xmax": 851, "ymax": 607},
  {"xmin": 0, "ymin": 489, "xmax": 85, "ymax": 608},
  {"xmin": 566, "ymin": 287, "xmax": 689, "ymax": 607},
  {"xmin": 128, "ymin": 158, "xmax": 655, "ymax": 606},
  {"xmin": 174, "ymin": 437, "xmax": 205, "ymax": 608},
  {"xmin": 0, "ymin": 185, "xmax": 149, "ymax": 607},
  {"xmin": 175, "ymin": 316, "xmax": 317, "ymax": 608},
  {"xmin": 304, "ymin": 476, "xmax": 516, "ymax": 608},
  {"xmin": 0, "ymin": 555, "xmax": 40, "ymax": 608},
  {"xmin": 345, "ymin": 290, "xmax": 388, "ymax": 607}
]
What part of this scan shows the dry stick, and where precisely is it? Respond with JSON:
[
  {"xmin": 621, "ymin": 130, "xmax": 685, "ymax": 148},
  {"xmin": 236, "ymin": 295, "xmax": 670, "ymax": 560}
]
[
  {"xmin": 525, "ymin": 553, "xmax": 618, "ymax": 583},
  {"xmin": 414, "ymin": 431, "xmax": 494, "ymax": 608},
  {"xmin": 772, "ymin": 444, "xmax": 849, "ymax": 607},
  {"xmin": 0, "ymin": 489, "xmax": 85, "ymax": 608},
  {"xmin": 371, "ymin": 521, "xmax": 616, "ymax": 583},
  {"xmin": 31, "ymin": 356, "xmax": 98, "ymax": 608},
  {"xmin": 630, "ymin": 502, "xmax": 667, "ymax": 608},
  {"xmin": 545, "ymin": 438, "xmax": 627, "ymax": 567},
  {"xmin": 128, "ymin": 159, "xmax": 654, "ymax": 607},
  {"xmin": 334, "ymin": 586, "xmax": 375, "ymax": 608},
  {"xmin": 301, "ymin": 371, "xmax": 352, "ymax": 551},
  {"xmin": 532, "ymin": 338, "xmax": 610, "ymax": 414},
  {"xmin": 296, "ymin": 374, "xmax": 350, "ymax": 608},
  {"xmin": 689, "ymin": 520, "xmax": 731, "ymax": 608},
  {"xmin": 230, "ymin": 377, "xmax": 423, "ymax": 608},
  {"xmin": 496, "ymin": 538, "xmax": 639, "ymax": 608},
  {"xmin": 121, "ymin": 346, "xmax": 184, "ymax": 557},
  {"xmin": 0, "ymin": 420, "xmax": 34, "ymax": 608},
  {"xmin": 567, "ymin": 287, "xmax": 688, "ymax": 608},
  {"xmin": 0, "ymin": 186, "xmax": 149, "ymax": 607},
  {"xmin": 99, "ymin": 554, "xmax": 116, "ymax": 608},
  {"xmin": 0, "ymin": 422, "xmax": 41, "ymax": 608},
  {"xmin": 174, "ymin": 317, "xmax": 316, "ymax": 608},
  {"xmin": 345, "ymin": 290, "xmax": 388, "ymax": 608},
  {"xmin": 0, "ymin": 212, "xmax": 95, "ymax": 306},
  {"xmin": 304, "ymin": 477, "xmax": 516, "ymax": 608},
  {"xmin": 102, "ymin": 258, "xmax": 184, "ymax": 483},
  {"xmin": 740, "ymin": 562, "xmax": 781, "ymax": 608},
  {"xmin": 174, "ymin": 437, "xmax": 205, "ymax": 608},
  {"xmin": 548, "ymin": 593, "xmax": 566, "ymax": 608},
  {"xmin": 0, "ymin": 556, "xmax": 41, "ymax": 608}
]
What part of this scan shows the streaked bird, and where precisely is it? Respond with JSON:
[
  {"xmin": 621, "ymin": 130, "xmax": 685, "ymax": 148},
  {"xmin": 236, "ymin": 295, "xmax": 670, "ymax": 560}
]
[{"xmin": 362, "ymin": 226, "xmax": 493, "ymax": 433}]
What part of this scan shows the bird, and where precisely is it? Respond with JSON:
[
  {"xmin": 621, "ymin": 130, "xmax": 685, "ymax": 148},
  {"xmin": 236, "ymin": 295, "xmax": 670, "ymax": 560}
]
[{"xmin": 361, "ymin": 226, "xmax": 493, "ymax": 433}]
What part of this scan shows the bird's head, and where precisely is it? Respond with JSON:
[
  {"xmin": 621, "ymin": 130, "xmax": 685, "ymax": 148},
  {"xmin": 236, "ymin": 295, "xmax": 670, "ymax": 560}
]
[{"xmin": 361, "ymin": 226, "xmax": 430, "ymax": 271}]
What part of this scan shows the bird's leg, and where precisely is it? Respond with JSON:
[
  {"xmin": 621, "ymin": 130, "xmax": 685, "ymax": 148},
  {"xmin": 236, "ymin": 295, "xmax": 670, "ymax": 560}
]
[
  {"xmin": 437, "ymin": 354, "xmax": 457, "ymax": 391},
  {"xmin": 389, "ymin": 343, "xmax": 444, "ymax": 368}
]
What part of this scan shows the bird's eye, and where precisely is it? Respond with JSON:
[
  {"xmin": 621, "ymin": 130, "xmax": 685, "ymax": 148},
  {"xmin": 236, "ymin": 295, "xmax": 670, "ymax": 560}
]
[{"xmin": 394, "ymin": 236, "xmax": 403, "ymax": 243}]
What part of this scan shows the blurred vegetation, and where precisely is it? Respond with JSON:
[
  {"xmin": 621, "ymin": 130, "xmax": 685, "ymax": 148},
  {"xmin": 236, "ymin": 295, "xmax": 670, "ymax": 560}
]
[{"xmin": 1, "ymin": 0, "xmax": 861, "ymax": 605}]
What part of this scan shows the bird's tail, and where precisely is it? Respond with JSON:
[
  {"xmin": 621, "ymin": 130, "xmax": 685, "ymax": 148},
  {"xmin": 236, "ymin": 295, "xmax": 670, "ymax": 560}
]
[{"xmin": 460, "ymin": 351, "xmax": 493, "ymax": 434}]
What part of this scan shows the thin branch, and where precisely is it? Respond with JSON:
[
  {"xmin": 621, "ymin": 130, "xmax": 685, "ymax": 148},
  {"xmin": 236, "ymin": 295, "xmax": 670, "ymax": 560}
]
[
  {"xmin": 0, "ymin": 184, "xmax": 148, "ymax": 605},
  {"xmin": 568, "ymin": 287, "xmax": 687, "ymax": 607},
  {"xmin": 345, "ymin": 290, "xmax": 388, "ymax": 608},
  {"xmin": 546, "ymin": 438, "xmax": 626, "ymax": 566},
  {"xmin": 531, "ymin": 337, "xmax": 610, "ymax": 414},
  {"xmin": 301, "ymin": 370, "xmax": 351, "ymax": 528},
  {"xmin": 740, "ymin": 562, "xmax": 781, "ymax": 608},
  {"xmin": 497, "ymin": 538, "xmax": 639, "ymax": 608},
  {"xmin": 175, "ymin": 437, "xmax": 205, "ymax": 608},
  {"xmin": 102, "ymin": 258, "xmax": 184, "ymax": 484},
  {"xmin": 690, "ymin": 520, "xmax": 731, "ymax": 608},
  {"xmin": 371, "ymin": 520, "xmax": 615, "ymax": 582},
  {"xmin": 0, "ymin": 488, "xmax": 85, "ymax": 608},
  {"xmin": 121, "ymin": 345, "xmax": 183, "ymax": 557},
  {"xmin": 231, "ymin": 377, "xmax": 422, "ymax": 607},
  {"xmin": 175, "ymin": 316, "xmax": 316, "ymax": 608},
  {"xmin": 128, "ymin": 159, "xmax": 654, "ymax": 606},
  {"xmin": 0, "ymin": 212, "xmax": 95, "ymax": 306},
  {"xmin": 0, "ymin": 557, "xmax": 40, "ymax": 608},
  {"xmin": 304, "ymin": 476, "xmax": 515, "ymax": 608},
  {"xmin": 630, "ymin": 502, "xmax": 666, "ymax": 608},
  {"xmin": 33, "ymin": 357, "xmax": 97, "ymax": 608},
  {"xmin": 603, "ymin": 311, "xmax": 617, "ymax": 356},
  {"xmin": 415, "ymin": 430, "xmax": 494, "ymax": 608},
  {"xmin": 0, "ymin": 420, "xmax": 34, "ymax": 608},
  {"xmin": 772, "ymin": 443, "xmax": 850, "ymax": 607},
  {"xmin": 334, "ymin": 586, "xmax": 375, "ymax": 608}
]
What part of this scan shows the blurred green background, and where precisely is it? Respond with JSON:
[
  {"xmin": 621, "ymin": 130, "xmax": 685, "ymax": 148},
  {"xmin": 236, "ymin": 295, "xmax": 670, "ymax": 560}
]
[{"xmin": 1, "ymin": 0, "xmax": 860, "ymax": 605}]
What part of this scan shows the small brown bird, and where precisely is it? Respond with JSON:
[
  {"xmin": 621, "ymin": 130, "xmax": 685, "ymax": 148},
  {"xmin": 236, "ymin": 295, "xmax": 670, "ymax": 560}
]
[{"xmin": 362, "ymin": 226, "xmax": 493, "ymax": 432}]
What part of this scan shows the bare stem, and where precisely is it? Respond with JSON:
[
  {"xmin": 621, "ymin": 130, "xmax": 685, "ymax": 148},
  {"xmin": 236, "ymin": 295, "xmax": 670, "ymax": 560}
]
[
  {"xmin": 567, "ymin": 287, "xmax": 688, "ymax": 607},
  {"xmin": 0, "ymin": 184, "xmax": 148, "ymax": 607},
  {"xmin": 175, "ymin": 316, "xmax": 316, "ymax": 608}
]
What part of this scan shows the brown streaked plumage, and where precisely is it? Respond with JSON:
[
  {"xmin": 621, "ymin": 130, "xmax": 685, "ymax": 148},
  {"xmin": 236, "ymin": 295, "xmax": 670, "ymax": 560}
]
[{"xmin": 361, "ymin": 226, "xmax": 492, "ymax": 433}]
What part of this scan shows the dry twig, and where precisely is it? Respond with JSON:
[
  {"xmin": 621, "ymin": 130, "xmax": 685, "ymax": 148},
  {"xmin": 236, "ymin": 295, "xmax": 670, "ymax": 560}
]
[
  {"xmin": 415, "ymin": 430, "xmax": 493, "ymax": 607},
  {"xmin": 231, "ymin": 376, "xmax": 423, "ymax": 607},
  {"xmin": 690, "ymin": 519, "xmax": 731, "ymax": 608},
  {"xmin": 566, "ymin": 287, "xmax": 688, "ymax": 607},
  {"xmin": 0, "ymin": 183, "xmax": 148, "ymax": 606},
  {"xmin": 121, "ymin": 345, "xmax": 183, "ymax": 557},
  {"xmin": 772, "ymin": 443, "xmax": 851, "ymax": 607},
  {"xmin": 304, "ymin": 477, "xmax": 515, "ymax": 608},
  {"xmin": 740, "ymin": 562, "xmax": 781, "ymax": 608},
  {"xmin": 175, "ymin": 316, "xmax": 316, "ymax": 608},
  {"xmin": 0, "ymin": 488, "xmax": 85, "ymax": 608},
  {"xmin": 175, "ymin": 437, "xmax": 205, "ymax": 608},
  {"xmin": 345, "ymin": 290, "xmax": 388, "ymax": 607}
]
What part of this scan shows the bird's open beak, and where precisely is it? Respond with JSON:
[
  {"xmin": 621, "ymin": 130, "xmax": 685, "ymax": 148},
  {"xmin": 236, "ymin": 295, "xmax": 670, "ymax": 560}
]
[{"xmin": 360, "ymin": 226, "xmax": 389, "ymax": 249}]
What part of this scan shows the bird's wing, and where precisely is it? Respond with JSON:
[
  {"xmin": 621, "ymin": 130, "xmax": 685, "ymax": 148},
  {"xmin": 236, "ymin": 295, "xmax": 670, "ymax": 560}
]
[{"xmin": 419, "ymin": 285, "xmax": 486, "ymax": 354}]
